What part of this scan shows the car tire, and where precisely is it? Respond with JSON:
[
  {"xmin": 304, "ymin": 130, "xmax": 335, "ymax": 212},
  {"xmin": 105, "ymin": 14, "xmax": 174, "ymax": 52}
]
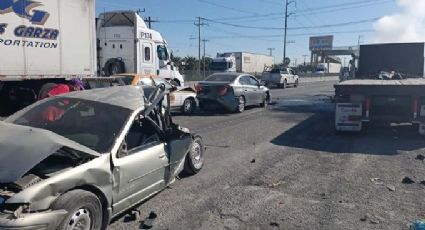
[
  {"xmin": 260, "ymin": 92, "xmax": 270, "ymax": 108},
  {"xmin": 51, "ymin": 189, "xmax": 103, "ymax": 230},
  {"xmin": 282, "ymin": 80, "xmax": 287, "ymax": 89},
  {"xmin": 184, "ymin": 135, "xmax": 205, "ymax": 175},
  {"xmin": 236, "ymin": 96, "xmax": 245, "ymax": 113},
  {"xmin": 182, "ymin": 98, "xmax": 196, "ymax": 115},
  {"xmin": 294, "ymin": 79, "xmax": 299, "ymax": 88}
]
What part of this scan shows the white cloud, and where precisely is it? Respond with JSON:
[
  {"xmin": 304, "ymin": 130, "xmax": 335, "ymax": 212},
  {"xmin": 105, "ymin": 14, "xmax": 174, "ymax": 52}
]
[{"xmin": 373, "ymin": 0, "xmax": 425, "ymax": 43}]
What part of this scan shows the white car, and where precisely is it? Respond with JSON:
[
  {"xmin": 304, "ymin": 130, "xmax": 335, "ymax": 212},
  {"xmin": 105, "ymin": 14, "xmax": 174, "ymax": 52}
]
[
  {"xmin": 139, "ymin": 77, "xmax": 198, "ymax": 115},
  {"xmin": 262, "ymin": 67, "xmax": 299, "ymax": 88}
]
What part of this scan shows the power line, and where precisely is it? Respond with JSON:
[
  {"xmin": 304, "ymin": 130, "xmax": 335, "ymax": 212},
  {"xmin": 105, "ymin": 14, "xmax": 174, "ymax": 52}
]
[
  {"xmin": 202, "ymin": 29, "xmax": 373, "ymax": 40},
  {"xmin": 203, "ymin": 17, "xmax": 379, "ymax": 30},
  {"xmin": 297, "ymin": 0, "xmax": 389, "ymax": 13},
  {"xmin": 153, "ymin": 0, "xmax": 390, "ymax": 25},
  {"xmin": 197, "ymin": 0, "xmax": 262, "ymax": 15}
]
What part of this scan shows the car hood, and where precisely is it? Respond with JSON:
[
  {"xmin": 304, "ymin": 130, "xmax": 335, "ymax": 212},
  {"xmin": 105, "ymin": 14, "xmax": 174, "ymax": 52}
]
[{"xmin": 0, "ymin": 122, "xmax": 100, "ymax": 183}]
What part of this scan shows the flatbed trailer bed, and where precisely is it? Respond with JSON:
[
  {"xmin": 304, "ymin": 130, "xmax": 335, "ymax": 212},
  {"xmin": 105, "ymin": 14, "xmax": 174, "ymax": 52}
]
[{"xmin": 334, "ymin": 79, "xmax": 425, "ymax": 134}]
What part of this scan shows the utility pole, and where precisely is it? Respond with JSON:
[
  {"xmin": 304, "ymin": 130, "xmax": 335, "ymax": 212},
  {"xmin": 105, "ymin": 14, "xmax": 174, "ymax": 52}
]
[
  {"xmin": 144, "ymin": 16, "xmax": 158, "ymax": 29},
  {"xmin": 302, "ymin": 54, "xmax": 308, "ymax": 66},
  {"xmin": 194, "ymin": 17, "xmax": 206, "ymax": 75},
  {"xmin": 202, "ymin": 39, "xmax": 209, "ymax": 78},
  {"xmin": 283, "ymin": 0, "xmax": 295, "ymax": 66},
  {"xmin": 267, "ymin": 48, "xmax": 275, "ymax": 56}
]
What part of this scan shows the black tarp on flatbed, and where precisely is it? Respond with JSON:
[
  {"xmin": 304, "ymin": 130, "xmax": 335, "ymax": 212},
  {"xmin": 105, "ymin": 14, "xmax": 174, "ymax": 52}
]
[{"xmin": 358, "ymin": 43, "xmax": 425, "ymax": 77}]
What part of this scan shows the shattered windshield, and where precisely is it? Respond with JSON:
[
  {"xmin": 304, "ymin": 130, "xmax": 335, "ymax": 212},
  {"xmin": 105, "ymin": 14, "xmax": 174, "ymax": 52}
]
[{"xmin": 7, "ymin": 98, "xmax": 132, "ymax": 153}]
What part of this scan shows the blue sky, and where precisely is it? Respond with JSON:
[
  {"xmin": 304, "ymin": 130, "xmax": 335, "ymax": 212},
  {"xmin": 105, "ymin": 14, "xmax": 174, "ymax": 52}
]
[{"xmin": 96, "ymin": 0, "xmax": 398, "ymax": 64}]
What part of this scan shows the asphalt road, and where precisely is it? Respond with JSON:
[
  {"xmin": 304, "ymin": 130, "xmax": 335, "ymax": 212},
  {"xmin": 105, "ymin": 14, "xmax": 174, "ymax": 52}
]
[{"xmin": 109, "ymin": 81, "xmax": 425, "ymax": 230}]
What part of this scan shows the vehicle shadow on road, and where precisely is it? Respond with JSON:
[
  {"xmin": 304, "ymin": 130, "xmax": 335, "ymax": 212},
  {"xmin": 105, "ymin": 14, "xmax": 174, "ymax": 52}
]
[
  {"xmin": 173, "ymin": 106, "xmax": 262, "ymax": 117},
  {"xmin": 270, "ymin": 103, "xmax": 425, "ymax": 155}
]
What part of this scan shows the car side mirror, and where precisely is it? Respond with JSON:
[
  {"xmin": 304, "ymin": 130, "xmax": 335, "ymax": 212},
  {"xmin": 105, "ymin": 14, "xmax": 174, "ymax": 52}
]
[
  {"xmin": 117, "ymin": 142, "xmax": 128, "ymax": 158},
  {"xmin": 258, "ymin": 81, "xmax": 265, "ymax": 86}
]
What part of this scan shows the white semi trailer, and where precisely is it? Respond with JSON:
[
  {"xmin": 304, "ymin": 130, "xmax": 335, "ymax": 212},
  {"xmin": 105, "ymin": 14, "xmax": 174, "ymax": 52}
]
[
  {"xmin": 0, "ymin": 1, "xmax": 183, "ymax": 115},
  {"xmin": 210, "ymin": 52, "xmax": 274, "ymax": 77}
]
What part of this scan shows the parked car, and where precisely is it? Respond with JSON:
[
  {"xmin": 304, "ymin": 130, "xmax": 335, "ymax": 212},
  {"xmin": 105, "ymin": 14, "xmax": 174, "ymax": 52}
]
[
  {"xmin": 0, "ymin": 85, "xmax": 205, "ymax": 230},
  {"xmin": 262, "ymin": 67, "xmax": 299, "ymax": 88},
  {"xmin": 196, "ymin": 73, "xmax": 271, "ymax": 113}
]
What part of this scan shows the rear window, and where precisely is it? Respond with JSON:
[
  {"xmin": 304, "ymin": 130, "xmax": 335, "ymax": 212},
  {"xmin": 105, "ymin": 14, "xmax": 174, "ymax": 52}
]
[{"xmin": 205, "ymin": 75, "xmax": 237, "ymax": 82}]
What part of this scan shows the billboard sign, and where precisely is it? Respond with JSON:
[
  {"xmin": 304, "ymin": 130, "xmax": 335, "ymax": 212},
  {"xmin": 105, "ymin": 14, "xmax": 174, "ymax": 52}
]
[{"xmin": 309, "ymin": 35, "xmax": 333, "ymax": 51}]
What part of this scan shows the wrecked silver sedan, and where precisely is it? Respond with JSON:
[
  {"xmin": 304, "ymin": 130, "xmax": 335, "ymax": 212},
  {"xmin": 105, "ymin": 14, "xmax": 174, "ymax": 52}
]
[{"xmin": 0, "ymin": 85, "xmax": 205, "ymax": 230}]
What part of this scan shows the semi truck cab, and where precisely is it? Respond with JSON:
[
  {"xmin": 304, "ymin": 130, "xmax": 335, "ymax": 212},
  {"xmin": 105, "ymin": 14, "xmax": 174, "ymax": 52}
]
[{"xmin": 97, "ymin": 11, "xmax": 184, "ymax": 86}]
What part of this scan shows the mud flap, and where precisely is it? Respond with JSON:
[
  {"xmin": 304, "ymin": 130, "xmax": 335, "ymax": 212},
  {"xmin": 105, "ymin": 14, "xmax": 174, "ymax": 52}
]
[{"xmin": 335, "ymin": 103, "xmax": 363, "ymax": 132}]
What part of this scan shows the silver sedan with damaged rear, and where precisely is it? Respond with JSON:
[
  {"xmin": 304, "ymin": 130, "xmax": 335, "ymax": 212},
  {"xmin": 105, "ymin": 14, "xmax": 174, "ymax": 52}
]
[
  {"xmin": 138, "ymin": 77, "xmax": 198, "ymax": 115},
  {"xmin": 0, "ymin": 86, "xmax": 205, "ymax": 230},
  {"xmin": 196, "ymin": 73, "xmax": 271, "ymax": 113}
]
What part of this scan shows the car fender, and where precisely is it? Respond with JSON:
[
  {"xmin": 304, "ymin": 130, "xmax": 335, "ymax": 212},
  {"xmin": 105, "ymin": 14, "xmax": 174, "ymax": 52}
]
[{"xmin": 7, "ymin": 155, "xmax": 113, "ymax": 212}]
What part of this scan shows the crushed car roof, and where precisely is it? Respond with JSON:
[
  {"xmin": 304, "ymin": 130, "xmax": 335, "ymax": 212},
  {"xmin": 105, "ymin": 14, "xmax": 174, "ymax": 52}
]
[{"xmin": 63, "ymin": 86, "xmax": 145, "ymax": 110}]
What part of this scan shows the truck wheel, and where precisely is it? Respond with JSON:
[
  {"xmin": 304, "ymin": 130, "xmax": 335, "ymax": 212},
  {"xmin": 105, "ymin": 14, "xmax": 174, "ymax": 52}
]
[
  {"xmin": 236, "ymin": 96, "xmax": 245, "ymax": 113},
  {"xmin": 184, "ymin": 135, "xmax": 205, "ymax": 175},
  {"xmin": 51, "ymin": 190, "xmax": 102, "ymax": 230},
  {"xmin": 182, "ymin": 98, "xmax": 196, "ymax": 115},
  {"xmin": 104, "ymin": 58, "xmax": 125, "ymax": 76}
]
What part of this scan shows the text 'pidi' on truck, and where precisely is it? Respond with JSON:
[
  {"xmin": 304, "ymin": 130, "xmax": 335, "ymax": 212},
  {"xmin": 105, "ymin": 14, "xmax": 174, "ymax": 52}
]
[
  {"xmin": 334, "ymin": 42, "xmax": 425, "ymax": 136},
  {"xmin": 0, "ymin": 0, "xmax": 184, "ymax": 117}
]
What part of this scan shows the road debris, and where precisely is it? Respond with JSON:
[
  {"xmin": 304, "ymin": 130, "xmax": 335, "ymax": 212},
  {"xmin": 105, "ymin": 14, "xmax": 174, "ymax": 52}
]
[
  {"xmin": 124, "ymin": 210, "xmax": 141, "ymax": 222},
  {"xmin": 416, "ymin": 154, "xmax": 425, "ymax": 161},
  {"xmin": 250, "ymin": 158, "xmax": 256, "ymax": 163},
  {"xmin": 386, "ymin": 185, "xmax": 396, "ymax": 192},
  {"xmin": 360, "ymin": 213, "xmax": 384, "ymax": 224},
  {"xmin": 371, "ymin": 178, "xmax": 384, "ymax": 185},
  {"xmin": 270, "ymin": 222, "xmax": 280, "ymax": 227},
  {"xmin": 223, "ymin": 184, "xmax": 231, "ymax": 190},
  {"xmin": 402, "ymin": 177, "xmax": 416, "ymax": 184},
  {"xmin": 268, "ymin": 181, "xmax": 285, "ymax": 188},
  {"xmin": 139, "ymin": 211, "xmax": 158, "ymax": 229},
  {"xmin": 410, "ymin": 219, "xmax": 425, "ymax": 230}
]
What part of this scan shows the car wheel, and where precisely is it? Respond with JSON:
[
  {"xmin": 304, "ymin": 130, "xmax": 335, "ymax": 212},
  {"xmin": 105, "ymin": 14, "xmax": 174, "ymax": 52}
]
[
  {"xmin": 236, "ymin": 96, "xmax": 245, "ymax": 113},
  {"xmin": 184, "ymin": 135, "xmax": 205, "ymax": 175},
  {"xmin": 294, "ymin": 79, "xmax": 299, "ymax": 88},
  {"xmin": 182, "ymin": 98, "xmax": 196, "ymax": 115},
  {"xmin": 260, "ymin": 92, "xmax": 270, "ymax": 108},
  {"xmin": 51, "ymin": 190, "xmax": 102, "ymax": 230}
]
